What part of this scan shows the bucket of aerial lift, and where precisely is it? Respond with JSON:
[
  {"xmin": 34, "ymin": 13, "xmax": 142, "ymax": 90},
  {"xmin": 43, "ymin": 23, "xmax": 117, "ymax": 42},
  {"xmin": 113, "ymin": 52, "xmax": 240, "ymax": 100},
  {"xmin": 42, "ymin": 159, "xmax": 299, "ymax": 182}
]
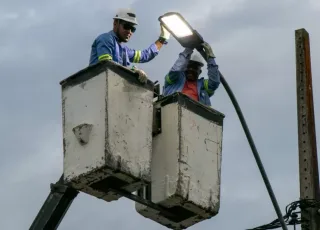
[
  {"xmin": 60, "ymin": 60, "xmax": 154, "ymax": 202},
  {"xmin": 135, "ymin": 92, "xmax": 225, "ymax": 229}
]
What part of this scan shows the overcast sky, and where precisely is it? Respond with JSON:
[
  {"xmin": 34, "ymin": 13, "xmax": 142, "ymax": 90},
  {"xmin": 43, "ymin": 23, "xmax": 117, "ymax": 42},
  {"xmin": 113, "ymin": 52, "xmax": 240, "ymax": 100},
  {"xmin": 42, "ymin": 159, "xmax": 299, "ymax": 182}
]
[{"xmin": 1, "ymin": 0, "xmax": 320, "ymax": 229}]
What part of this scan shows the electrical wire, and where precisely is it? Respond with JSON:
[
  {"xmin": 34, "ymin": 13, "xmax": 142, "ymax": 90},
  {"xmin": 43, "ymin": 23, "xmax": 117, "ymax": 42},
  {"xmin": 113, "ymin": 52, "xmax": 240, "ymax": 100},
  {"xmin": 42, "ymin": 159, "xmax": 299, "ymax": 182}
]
[
  {"xmin": 247, "ymin": 199, "xmax": 320, "ymax": 229},
  {"xmin": 219, "ymin": 72, "xmax": 288, "ymax": 230},
  {"xmin": 196, "ymin": 47, "xmax": 288, "ymax": 230}
]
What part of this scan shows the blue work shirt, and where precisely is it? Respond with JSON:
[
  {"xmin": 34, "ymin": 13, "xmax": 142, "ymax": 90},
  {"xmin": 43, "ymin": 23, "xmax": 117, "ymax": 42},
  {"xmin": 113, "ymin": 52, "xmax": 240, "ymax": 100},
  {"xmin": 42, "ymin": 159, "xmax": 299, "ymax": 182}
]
[
  {"xmin": 89, "ymin": 30, "xmax": 159, "ymax": 67},
  {"xmin": 163, "ymin": 48, "xmax": 220, "ymax": 106}
]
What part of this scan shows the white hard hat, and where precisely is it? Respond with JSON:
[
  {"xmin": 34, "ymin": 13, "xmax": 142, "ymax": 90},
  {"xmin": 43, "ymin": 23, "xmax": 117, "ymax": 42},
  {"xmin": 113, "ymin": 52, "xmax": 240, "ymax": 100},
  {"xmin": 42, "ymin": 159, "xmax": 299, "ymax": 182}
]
[
  {"xmin": 113, "ymin": 8, "xmax": 138, "ymax": 25},
  {"xmin": 189, "ymin": 53, "xmax": 204, "ymax": 67}
]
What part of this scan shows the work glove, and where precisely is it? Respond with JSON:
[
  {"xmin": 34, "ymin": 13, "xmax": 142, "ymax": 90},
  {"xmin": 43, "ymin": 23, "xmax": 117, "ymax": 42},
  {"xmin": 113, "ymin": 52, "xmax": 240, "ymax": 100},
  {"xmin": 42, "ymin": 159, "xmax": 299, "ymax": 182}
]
[
  {"xmin": 160, "ymin": 25, "xmax": 171, "ymax": 40},
  {"xmin": 136, "ymin": 69, "xmax": 148, "ymax": 84},
  {"xmin": 132, "ymin": 66, "xmax": 148, "ymax": 84},
  {"xmin": 201, "ymin": 42, "xmax": 216, "ymax": 59}
]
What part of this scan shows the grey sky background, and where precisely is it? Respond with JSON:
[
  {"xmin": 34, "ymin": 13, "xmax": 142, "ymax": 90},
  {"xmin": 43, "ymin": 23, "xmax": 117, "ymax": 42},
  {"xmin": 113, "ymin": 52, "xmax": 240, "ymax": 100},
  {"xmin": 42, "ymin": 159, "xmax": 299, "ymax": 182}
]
[{"xmin": 0, "ymin": 0, "xmax": 319, "ymax": 229}]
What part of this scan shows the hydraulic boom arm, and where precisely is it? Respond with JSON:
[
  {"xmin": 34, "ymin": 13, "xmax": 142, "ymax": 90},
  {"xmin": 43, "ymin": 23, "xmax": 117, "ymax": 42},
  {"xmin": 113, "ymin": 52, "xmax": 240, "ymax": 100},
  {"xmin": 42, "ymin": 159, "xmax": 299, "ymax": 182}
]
[{"xmin": 29, "ymin": 174, "xmax": 79, "ymax": 230}]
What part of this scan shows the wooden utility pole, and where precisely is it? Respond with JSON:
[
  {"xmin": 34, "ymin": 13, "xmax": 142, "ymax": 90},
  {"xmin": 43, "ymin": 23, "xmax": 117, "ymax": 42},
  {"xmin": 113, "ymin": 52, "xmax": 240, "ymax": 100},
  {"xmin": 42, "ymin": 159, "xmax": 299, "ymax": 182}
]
[{"xmin": 295, "ymin": 28, "xmax": 320, "ymax": 230}]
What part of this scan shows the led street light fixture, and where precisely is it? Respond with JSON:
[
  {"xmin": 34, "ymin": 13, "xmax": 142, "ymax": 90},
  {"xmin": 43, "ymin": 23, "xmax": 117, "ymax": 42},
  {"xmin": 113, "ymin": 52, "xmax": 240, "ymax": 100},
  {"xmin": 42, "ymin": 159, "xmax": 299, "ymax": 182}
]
[{"xmin": 159, "ymin": 12, "xmax": 204, "ymax": 48}]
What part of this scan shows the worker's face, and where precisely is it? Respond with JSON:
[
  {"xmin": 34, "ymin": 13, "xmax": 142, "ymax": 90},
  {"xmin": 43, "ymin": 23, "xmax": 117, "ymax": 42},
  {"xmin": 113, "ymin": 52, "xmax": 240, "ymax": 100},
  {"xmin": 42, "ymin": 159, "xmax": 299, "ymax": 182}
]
[
  {"xmin": 114, "ymin": 20, "xmax": 136, "ymax": 42},
  {"xmin": 185, "ymin": 62, "xmax": 202, "ymax": 81}
]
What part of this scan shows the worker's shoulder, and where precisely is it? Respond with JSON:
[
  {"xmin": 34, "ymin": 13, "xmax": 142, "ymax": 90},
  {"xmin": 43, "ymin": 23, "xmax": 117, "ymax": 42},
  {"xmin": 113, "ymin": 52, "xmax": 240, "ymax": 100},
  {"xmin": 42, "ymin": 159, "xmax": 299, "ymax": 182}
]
[
  {"xmin": 95, "ymin": 31, "xmax": 116, "ymax": 42},
  {"xmin": 167, "ymin": 70, "xmax": 185, "ymax": 79}
]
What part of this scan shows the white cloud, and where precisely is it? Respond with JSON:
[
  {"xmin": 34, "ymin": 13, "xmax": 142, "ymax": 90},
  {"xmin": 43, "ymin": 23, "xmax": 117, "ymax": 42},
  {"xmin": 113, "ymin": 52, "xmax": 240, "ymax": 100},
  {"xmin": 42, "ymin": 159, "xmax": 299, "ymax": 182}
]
[
  {"xmin": 10, "ymin": 123, "xmax": 62, "ymax": 183},
  {"xmin": 26, "ymin": 8, "xmax": 36, "ymax": 18},
  {"xmin": 308, "ymin": 0, "xmax": 320, "ymax": 10},
  {"xmin": 185, "ymin": 0, "xmax": 248, "ymax": 26},
  {"xmin": 2, "ymin": 12, "xmax": 19, "ymax": 20}
]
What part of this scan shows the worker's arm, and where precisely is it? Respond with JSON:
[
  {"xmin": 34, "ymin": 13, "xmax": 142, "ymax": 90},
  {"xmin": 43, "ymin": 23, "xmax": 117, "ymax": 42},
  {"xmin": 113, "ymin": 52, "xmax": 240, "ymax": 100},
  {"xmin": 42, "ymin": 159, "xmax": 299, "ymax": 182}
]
[
  {"xmin": 203, "ymin": 58, "xmax": 220, "ymax": 97},
  {"xmin": 127, "ymin": 44, "xmax": 159, "ymax": 63},
  {"xmin": 127, "ymin": 25, "xmax": 170, "ymax": 63},
  {"xmin": 164, "ymin": 48, "xmax": 193, "ymax": 86},
  {"xmin": 154, "ymin": 39, "xmax": 165, "ymax": 51},
  {"xmin": 96, "ymin": 36, "xmax": 114, "ymax": 62},
  {"xmin": 155, "ymin": 25, "xmax": 170, "ymax": 51},
  {"xmin": 200, "ymin": 42, "xmax": 220, "ymax": 97}
]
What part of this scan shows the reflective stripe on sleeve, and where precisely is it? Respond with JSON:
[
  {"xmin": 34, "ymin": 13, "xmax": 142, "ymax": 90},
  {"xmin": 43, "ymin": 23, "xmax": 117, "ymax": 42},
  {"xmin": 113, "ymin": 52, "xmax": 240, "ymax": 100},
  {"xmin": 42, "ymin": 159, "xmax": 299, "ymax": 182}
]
[
  {"xmin": 204, "ymin": 79, "xmax": 213, "ymax": 95},
  {"xmin": 133, "ymin": 50, "xmax": 141, "ymax": 63},
  {"xmin": 98, "ymin": 54, "xmax": 112, "ymax": 61}
]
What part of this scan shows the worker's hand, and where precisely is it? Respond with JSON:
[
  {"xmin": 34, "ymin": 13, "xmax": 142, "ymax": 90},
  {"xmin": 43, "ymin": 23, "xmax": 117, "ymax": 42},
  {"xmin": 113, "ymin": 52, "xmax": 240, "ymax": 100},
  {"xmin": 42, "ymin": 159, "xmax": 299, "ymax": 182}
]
[
  {"xmin": 160, "ymin": 25, "xmax": 171, "ymax": 40},
  {"xmin": 135, "ymin": 69, "xmax": 148, "ymax": 84},
  {"xmin": 201, "ymin": 42, "xmax": 216, "ymax": 59}
]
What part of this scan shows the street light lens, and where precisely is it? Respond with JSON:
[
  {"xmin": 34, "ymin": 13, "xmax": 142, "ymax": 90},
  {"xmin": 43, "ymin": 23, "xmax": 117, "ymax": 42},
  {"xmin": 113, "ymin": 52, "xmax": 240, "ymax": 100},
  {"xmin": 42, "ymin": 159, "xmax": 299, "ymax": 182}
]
[{"xmin": 161, "ymin": 14, "xmax": 193, "ymax": 37}]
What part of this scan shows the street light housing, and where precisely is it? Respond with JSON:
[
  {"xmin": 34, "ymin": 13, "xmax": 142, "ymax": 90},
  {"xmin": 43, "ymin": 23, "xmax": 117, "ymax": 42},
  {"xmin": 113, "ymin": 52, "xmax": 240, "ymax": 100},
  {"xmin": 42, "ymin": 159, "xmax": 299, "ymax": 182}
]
[{"xmin": 158, "ymin": 12, "xmax": 204, "ymax": 49}]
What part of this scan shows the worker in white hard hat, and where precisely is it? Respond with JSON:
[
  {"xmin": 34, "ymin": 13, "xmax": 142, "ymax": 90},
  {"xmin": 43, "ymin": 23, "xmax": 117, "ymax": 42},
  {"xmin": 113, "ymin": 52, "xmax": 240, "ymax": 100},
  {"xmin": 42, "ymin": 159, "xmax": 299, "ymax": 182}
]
[
  {"xmin": 89, "ymin": 8, "xmax": 170, "ymax": 83},
  {"xmin": 163, "ymin": 42, "xmax": 220, "ymax": 106}
]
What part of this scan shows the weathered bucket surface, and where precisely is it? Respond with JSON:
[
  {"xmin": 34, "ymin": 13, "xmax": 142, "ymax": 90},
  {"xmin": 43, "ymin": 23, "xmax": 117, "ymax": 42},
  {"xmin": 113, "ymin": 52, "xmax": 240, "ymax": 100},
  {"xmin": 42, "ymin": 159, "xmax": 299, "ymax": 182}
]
[
  {"xmin": 60, "ymin": 61, "xmax": 154, "ymax": 202},
  {"xmin": 136, "ymin": 93, "xmax": 225, "ymax": 229}
]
